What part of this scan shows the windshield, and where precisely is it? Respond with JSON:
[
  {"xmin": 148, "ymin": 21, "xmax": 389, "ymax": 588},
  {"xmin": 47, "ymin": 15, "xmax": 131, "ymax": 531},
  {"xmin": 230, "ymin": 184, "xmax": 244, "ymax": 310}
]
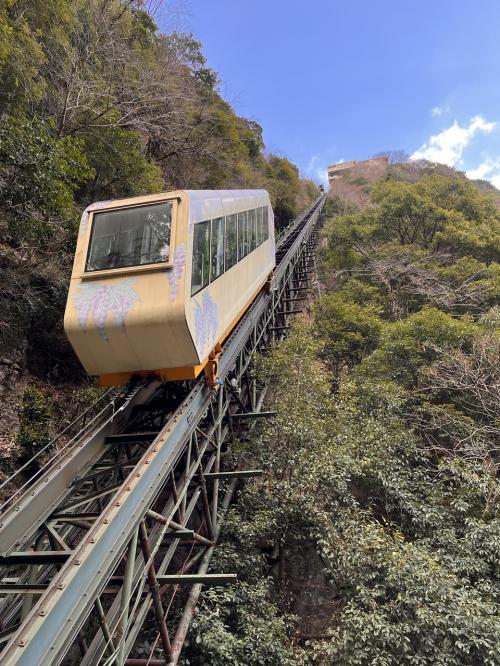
[{"xmin": 85, "ymin": 201, "xmax": 172, "ymax": 272}]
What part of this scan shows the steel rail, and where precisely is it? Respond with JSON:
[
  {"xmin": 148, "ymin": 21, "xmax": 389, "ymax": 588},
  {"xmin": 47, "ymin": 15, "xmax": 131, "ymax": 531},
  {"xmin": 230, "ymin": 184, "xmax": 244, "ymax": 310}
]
[
  {"xmin": 0, "ymin": 194, "xmax": 326, "ymax": 665},
  {"xmin": 274, "ymin": 196, "xmax": 320, "ymax": 248}
]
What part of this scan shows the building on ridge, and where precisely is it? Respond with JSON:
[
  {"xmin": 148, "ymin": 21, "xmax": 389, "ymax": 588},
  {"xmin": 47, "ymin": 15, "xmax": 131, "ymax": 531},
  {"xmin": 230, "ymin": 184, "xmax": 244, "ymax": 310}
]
[{"xmin": 327, "ymin": 156, "xmax": 388, "ymax": 185}]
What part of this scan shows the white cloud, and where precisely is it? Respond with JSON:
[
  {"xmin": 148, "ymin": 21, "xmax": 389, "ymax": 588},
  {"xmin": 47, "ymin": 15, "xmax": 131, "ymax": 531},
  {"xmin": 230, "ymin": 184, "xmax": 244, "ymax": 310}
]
[
  {"xmin": 411, "ymin": 115, "xmax": 496, "ymax": 166},
  {"xmin": 431, "ymin": 106, "xmax": 450, "ymax": 117},
  {"xmin": 305, "ymin": 155, "xmax": 328, "ymax": 187},
  {"xmin": 466, "ymin": 158, "xmax": 500, "ymax": 189},
  {"xmin": 466, "ymin": 159, "xmax": 499, "ymax": 180}
]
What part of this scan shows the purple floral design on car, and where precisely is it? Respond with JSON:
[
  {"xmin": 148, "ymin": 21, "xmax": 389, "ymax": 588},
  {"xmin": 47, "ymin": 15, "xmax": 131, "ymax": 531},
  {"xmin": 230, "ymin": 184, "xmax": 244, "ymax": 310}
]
[
  {"xmin": 167, "ymin": 244, "xmax": 186, "ymax": 302},
  {"xmin": 74, "ymin": 279, "xmax": 140, "ymax": 341},
  {"xmin": 79, "ymin": 200, "xmax": 112, "ymax": 237},
  {"xmin": 193, "ymin": 291, "xmax": 219, "ymax": 357}
]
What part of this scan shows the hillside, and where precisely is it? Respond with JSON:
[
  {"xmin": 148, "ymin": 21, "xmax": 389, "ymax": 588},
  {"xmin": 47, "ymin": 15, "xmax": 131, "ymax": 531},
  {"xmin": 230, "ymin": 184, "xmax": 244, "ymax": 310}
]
[
  {"xmin": 1, "ymin": 4, "xmax": 499, "ymax": 664},
  {"xmin": 329, "ymin": 155, "xmax": 500, "ymax": 212},
  {"xmin": 0, "ymin": 1, "xmax": 318, "ymax": 465},
  {"xmin": 181, "ymin": 165, "xmax": 500, "ymax": 665}
]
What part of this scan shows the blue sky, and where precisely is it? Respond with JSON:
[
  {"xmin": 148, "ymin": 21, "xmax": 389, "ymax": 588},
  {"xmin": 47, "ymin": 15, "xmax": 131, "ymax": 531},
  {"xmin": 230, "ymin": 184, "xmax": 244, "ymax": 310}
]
[{"xmin": 169, "ymin": 1, "xmax": 500, "ymax": 187}]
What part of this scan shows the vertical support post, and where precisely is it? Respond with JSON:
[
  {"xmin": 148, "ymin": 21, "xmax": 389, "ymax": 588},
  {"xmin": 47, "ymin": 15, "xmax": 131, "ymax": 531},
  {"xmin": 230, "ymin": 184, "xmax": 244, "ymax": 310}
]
[
  {"xmin": 95, "ymin": 597, "xmax": 116, "ymax": 656},
  {"xmin": 116, "ymin": 526, "xmax": 139, "ymax": 665},
  {"xmin": 93, "ymin": 477, "xmax": 104, "ymax": 512},
  {"xmin": 271, "ymin": 290, "xmax": 276, "ymax": 344},
  {"xmin": 245, "ymin": 370, "xmax": 254, "ymax": 412},
  {"xmin": 21, "ymin": 532, "xmax": 45, "ymax": 620},
  {"xmin": 168, "ymin": 479, "xmax": 238, "ymax": 666},
  {"xmin": 211, "ymin": 388, "xmax": 224, "ymax": 529},
  {"xmin": 192, "ymin": 432, "xmax": 213, "ymax": 539},
  {"xmin": 170, "ymin": 471, "xmax": 180, "ymax": 523},
  {"xmin": 138, "ymin": 521, "xmax": 171, "ymax": 657},
  {"xmin": 78, "ymin": 631, "xmax": 88, "ymax": 657},
  {"xmin": 251, "ymin": 368, "xmax": 257, "ymax": 414},
  {"xmin": 181, "ymin": 436, "xmax": 192, "ymax": 522}
]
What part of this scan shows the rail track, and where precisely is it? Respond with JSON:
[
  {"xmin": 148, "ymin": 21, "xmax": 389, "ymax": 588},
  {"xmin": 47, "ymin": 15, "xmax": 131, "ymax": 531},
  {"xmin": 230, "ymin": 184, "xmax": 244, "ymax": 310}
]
[{"xmin": 0, "ymin": 194, "xmax": 326, "ymax": 665}]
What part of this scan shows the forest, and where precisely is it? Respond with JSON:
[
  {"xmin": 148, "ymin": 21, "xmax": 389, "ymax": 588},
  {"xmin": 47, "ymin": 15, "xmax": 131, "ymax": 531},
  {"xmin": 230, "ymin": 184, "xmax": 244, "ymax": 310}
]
[
  {"xmin": 0, "ymin": 2, "xmax": 499, "ymax": 665},
  {"xmin": 182, "ymin": 165, "xmax": 500, "ymax": 665}
]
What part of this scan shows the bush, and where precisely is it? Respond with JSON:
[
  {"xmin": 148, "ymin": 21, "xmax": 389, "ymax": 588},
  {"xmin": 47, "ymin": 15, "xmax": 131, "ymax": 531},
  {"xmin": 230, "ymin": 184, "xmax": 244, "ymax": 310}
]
[{"xmin": 17, "ymin": 387, "xmax": 54, "ymax": 465}]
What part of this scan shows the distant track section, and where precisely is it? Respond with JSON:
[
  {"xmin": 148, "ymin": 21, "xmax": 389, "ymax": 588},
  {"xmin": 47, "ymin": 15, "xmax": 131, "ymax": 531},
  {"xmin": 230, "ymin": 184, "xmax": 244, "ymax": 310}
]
[{"xmin": 0, "ymin": 194, "xmax": 326, "ymax": 666}]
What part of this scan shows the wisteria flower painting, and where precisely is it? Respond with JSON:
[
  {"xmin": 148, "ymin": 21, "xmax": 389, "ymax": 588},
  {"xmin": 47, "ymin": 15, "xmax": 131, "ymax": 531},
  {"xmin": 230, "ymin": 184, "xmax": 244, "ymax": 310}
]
[
  {"xmin": 73, "ymin": 279, "xmax": 140, "ymax": 341},
  {"xmin": 193, "ymin": 292, "xmax": 219, "ymax": 357},
  {"xmin": 167, "ymin": 244, "xmax": 186, "ymax": 302}
]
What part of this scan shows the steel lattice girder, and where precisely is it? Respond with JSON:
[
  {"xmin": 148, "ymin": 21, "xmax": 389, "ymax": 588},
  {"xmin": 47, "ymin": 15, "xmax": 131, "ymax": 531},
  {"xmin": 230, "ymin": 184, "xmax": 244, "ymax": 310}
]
[
  {"xmin": 0, "ymin": 381, "xmax": 157, "ymax": 554},
  {"xmin": 0, "ymin": 196, "xmax": 325, "ymax": 665}
]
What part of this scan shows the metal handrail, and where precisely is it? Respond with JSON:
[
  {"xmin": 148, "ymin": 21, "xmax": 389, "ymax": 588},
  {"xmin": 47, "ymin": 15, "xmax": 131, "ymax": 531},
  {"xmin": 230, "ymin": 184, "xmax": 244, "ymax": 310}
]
[{"xmin": 0, "ymin": 386, "xmax": 121, "ymax": 510}]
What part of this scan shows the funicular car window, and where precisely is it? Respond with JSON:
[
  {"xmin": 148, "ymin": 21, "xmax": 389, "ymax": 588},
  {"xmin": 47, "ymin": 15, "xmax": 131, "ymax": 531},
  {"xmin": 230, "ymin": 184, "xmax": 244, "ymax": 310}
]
[
  {"xmin": 225, "ymin": 214, "xmax": 238, "ymax": 269},
  {"xmin": 191, "ymin": 202, "xmax": 270, "ymax": 297},
  {"xmin": 262, "ymin": 205, "xmax": 269, "ymax": 240},
  {"xmin": 210, "ymin": 217, "xmax": 225, "ymax": 281},
  {"xmin": 238, "ymin": 210, "xmax": 248, "ymax": 258},
  {"xmin": 191, "ymin": 220, "xmax": 210, "ymax": 295},
  {"xmin": 86, "ymin": 202, "xmax": 172, "ymax": 272},
  {"xmin": 256, "ymin": 207, "xmax": 263, "ymax": 245},
  {"xmin": 248, "ymin": 208, "xmax": 257, "ymax": 251}
]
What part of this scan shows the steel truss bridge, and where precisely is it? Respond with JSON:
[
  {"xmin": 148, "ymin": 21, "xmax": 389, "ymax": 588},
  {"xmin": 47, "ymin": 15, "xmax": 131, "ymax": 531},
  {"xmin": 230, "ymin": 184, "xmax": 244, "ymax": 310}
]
[{"xmin": 0, "ymin": 195, "xmax": 326, "ymax": 665}]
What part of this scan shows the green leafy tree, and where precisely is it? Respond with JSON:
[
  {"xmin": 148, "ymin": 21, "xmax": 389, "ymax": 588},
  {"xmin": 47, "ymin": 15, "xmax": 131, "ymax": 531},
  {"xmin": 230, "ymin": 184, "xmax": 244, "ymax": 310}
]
[
  {"xmin": 0, "ymin": 114, "xmax": 93, "ymax": 243},
  {"xmin": 81, "ymin": 124, "xmax": 163, "ymax": 200},
  {"xmin": 435, "ymin": 213, "xmax": 500, "ymax": 264},
  {"xmin": 266, "ymin": 156, "xmax": 302, "ymax": 230},
  {"xmin": 314, "ymin": 292, "xmax": 383, "ymax": 372},
  {"xmin": 416, "ymin": 173, "xmax": 497, "ymax": 222},
  {"xmin": 355, "ymin": 306, "xmax": 479, "ymax": 387},
  {"xmin": 371, "ymin": 179, "xmax": 450, "ymax": 248}
]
